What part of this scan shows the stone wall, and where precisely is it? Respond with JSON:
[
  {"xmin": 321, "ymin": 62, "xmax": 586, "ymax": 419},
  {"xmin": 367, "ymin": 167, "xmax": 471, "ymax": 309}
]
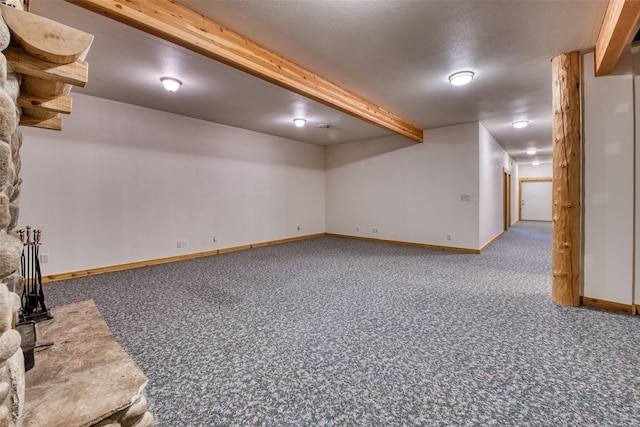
[
  {"xmin": 94, "ymin": 394, "xmax": 154, "ymax": 427},
  {"xmin": 0, "ymin": 2, "xmax": 154, "ymax": 425},
  {"xmin": 0, "ymin": 0, "xmax": 27, "ymax": 425}
]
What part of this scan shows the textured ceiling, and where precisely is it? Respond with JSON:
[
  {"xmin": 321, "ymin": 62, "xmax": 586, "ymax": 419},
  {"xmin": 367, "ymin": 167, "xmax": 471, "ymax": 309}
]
[{"xmin": 29, "ymin": 0, "xmax": 608, "ymax": 164}]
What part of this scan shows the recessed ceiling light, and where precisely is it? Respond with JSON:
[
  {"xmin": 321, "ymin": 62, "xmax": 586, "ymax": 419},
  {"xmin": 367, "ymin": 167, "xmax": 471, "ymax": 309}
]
[
  {"xmin": 532, "ymin": 160, "xmax": 541, "ymax": 166},
  {"xmin": 512, "ymin": 120, "xmax": 529, "ymax": 129},
  {"xmin": 293, "ymin": 118, "xmax": 306, "ymax": 127},
  {"xmin": 448, "ymin": 71, "xmax": 475, "ymax": 86},
  {"xmin": 160, "ymin": 77, "xmax": 182, "ymax": 93},
  {"xmin": 526, "ymin": 148, "xmax": 537, "ymax": 155}
]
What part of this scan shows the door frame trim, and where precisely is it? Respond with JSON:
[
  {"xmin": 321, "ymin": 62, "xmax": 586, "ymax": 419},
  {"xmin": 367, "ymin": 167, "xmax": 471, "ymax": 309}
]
[{"xmin": 503, "ymin": 167, "xmax": 512, "ymax": 231}]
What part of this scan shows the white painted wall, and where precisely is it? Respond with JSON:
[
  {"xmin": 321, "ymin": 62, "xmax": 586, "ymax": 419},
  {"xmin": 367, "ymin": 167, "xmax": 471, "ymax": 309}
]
[
  {"xmin": 326, "ymin": 123, "xmax": 481, "ymax": 250},
  {"xmin": 582, "ymin": 51, "xmax": 635, "ymax": 305},
  {"xmin": 478, "ymin": 123, "xmax": 512, "ymax": 246},
  {"xmin": 519, "ymin": 163, "xmax": 552, "ymax": 178},
  {"xmin": 19, "ymin": 94, "xmax": 326, "ymax": 275},
  {"xmin": 19, "ymin": 95, "xmax": 519, "ymax": 276}
]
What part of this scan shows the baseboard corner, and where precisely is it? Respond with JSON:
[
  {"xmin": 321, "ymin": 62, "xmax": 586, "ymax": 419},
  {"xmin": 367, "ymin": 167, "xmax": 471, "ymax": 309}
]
[{"xmin": 581, "ymin": 296, "xmax": 636, "ymax": 315}]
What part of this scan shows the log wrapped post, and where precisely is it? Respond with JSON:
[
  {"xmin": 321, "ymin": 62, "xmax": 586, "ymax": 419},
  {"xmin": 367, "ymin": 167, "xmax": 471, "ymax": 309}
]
[{"xmin": 551, "ymin": 51, "xmax": 581, "ymax": 306}]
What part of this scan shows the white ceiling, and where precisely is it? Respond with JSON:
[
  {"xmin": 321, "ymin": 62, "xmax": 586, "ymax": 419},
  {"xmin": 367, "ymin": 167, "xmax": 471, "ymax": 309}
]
[{"xmin": 29, "ymin": 0, "xmax": 608, "ymax": 164}]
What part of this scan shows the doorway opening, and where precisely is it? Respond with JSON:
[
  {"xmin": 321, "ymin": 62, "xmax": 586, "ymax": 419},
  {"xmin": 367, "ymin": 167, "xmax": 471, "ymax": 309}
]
[
  {"xmin": 519, "ymin": 177, "xmax": 553, "ymax": 221},
  {"xmin": 503, "ymin": 168, "xmax": 512, "ymax": 231}
]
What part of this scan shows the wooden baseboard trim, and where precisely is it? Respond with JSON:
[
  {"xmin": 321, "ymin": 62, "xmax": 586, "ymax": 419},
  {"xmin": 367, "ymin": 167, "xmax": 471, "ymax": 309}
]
[
  {"xmin": 42, "ymin": 233, "xmax": 326, "ymax": 283},
  {"xmin": 42, "ymin": 249, "xmax": 220, "ymax": 283},
  {"xmin": 253, "ymin": 233, "xmax": 325, "ymax": 247},
  {"xmin": 581, "ymin": 297, "xmax": 636, "ymax": 315},
  {"xmin": 325, "ymin": 233, "xmax": 481, "ymax": 254},
  {"xmin": 217, "ymin": 244, "xmax": 251, "ymax": 254}
]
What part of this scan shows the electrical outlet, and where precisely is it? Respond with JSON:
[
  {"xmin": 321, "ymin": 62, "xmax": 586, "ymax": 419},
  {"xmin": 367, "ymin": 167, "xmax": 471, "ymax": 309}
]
[
  {"xmin": 372, "ymin": 227, "xmax": 379, "ymax": 234},
  {"xmin": 213, "ymin": 235, "xmax": 218, "ymax": 243},
  {"xmin": 356, "ymin": 227, "xmax": 360, "ymax": 232},
  {"xmin": 182, "ymin": 241, "xmax": 188, "ymax": 248},
  {"xmin": 297, "ymin": 225, "xmax": 301, "ymax": 231},
  {"xmin": 460, "ymin": 195, "xmax": 471, "ymax": 201},
  {"xmin": 177, "ymin": 241, "xmax": 182, "ymax": 248},
  {"xmin": 40, "ymin": 253, "xmax": 49, "ymax": 263},
  {"xmin": 447, "ymin": 234, "xmax": 452, "ymax": 240}
]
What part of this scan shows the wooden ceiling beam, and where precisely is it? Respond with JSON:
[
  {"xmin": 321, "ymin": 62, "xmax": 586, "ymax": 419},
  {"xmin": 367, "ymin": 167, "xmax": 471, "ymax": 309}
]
[
  {"xmin": 66, "ymin": 0, "xmax": 423, "ymax": 142},
  {"xmin": 595, "ymin": 0, "xmax": 640, "ymax": 76}
]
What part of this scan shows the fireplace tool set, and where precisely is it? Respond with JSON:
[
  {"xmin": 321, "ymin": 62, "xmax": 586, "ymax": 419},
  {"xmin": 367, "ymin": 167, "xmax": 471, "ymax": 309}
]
[
  {"xmin": 17, "ymin": 226, "xmax": 52, "ymax": 323},
  {"xmin": 16, "ymin": 226, "xmax": 53, "ymax": 370}
]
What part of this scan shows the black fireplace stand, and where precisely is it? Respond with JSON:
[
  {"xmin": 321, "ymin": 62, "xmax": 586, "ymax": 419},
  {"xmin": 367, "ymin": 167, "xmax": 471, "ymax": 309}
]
[{"xmin": 17, "ymin": 226, "xmax": 52, "ymax": 323}]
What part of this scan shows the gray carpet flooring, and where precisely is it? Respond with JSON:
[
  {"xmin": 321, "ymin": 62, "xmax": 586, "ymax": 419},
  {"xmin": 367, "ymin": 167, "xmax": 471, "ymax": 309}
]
[{"xmin": 42, "ymin": 221, "xmax": 640, "ymax": 426}]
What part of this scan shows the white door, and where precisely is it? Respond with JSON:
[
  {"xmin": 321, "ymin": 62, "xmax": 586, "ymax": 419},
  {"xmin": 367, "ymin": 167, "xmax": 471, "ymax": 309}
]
[{"xmin": 521, "ymin": 180, "xmax": 552, "ymax": 221}]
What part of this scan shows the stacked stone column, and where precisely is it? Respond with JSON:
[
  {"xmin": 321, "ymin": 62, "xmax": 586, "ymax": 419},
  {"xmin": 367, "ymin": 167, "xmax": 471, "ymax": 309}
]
[
  {"xmin": 0, "ymin": 2, "xmax": 26, "ymax": 426},
  {"xmin": 0, "ymin": 1, "xmax": 156, "ymax": 425},
  {"xmin": 94, "ymin": 394, "xmax": 154, "ymax": 427}
]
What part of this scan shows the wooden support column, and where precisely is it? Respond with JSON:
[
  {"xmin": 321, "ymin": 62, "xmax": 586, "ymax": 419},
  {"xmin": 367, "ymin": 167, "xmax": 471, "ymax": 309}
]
[{"xmin": 551, "ymin": 51, "xmax": 581, "ymax": 306}]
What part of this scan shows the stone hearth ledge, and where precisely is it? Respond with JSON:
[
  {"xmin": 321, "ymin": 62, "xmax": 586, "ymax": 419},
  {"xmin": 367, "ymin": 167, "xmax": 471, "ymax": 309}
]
[{"xmin": 24, "ymin": 300, "xmax": 154, "ymax": 427}]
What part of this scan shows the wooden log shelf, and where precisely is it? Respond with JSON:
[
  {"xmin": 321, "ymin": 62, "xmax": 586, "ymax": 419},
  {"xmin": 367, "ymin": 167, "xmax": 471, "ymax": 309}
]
[{"xmin": 0, "ymin": 4, "xmax": 93, "ymax": 131}]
